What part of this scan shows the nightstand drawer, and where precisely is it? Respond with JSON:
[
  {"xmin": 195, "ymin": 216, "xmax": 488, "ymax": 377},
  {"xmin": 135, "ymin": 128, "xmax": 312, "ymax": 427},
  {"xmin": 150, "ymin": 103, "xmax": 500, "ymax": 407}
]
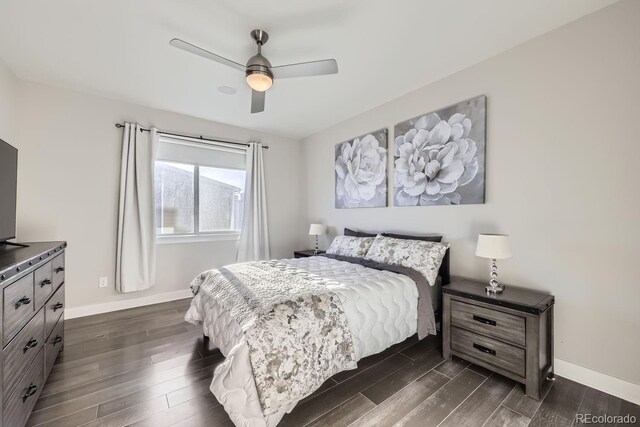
[
  {"xmin": 451, "ymin": 300, "xmax": 525, "ymax": 346},
  {"xmin": 451, "ymin": 326, "xmax": 525, "ymax": 377}
]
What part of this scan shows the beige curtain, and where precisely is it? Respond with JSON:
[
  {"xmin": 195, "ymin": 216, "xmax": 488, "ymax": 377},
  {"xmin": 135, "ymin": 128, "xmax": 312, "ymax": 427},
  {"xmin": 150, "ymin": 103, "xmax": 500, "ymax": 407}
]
[{"xmin": 116, "ymin": 123, "xmax": 158, "ymax": 292}]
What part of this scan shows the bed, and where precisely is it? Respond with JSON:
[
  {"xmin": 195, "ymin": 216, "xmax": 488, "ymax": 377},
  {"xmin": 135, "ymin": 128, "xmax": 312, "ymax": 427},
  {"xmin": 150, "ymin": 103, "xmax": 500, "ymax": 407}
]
[{"xmin": 184, "ymin": 233, "xmax": 450, "ymax": 427}]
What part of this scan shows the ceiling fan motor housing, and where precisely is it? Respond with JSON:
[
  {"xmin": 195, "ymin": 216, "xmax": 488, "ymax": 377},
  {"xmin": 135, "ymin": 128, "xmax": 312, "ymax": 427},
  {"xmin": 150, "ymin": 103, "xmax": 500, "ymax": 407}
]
[
  {"xmin": 246, "ymin": 30, "xmax": 273, "ymax": 82},
  {"xmin": 246, "ymin": 53, "xmax": 273, "ymax": 80}
]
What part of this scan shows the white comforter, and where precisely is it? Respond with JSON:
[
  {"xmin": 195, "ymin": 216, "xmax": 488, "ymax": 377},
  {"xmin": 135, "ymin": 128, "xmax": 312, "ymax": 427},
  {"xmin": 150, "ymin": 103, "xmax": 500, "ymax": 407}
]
[{"xmin": 184, "ymin": 256, "xmax": 419, "ymax": 427}]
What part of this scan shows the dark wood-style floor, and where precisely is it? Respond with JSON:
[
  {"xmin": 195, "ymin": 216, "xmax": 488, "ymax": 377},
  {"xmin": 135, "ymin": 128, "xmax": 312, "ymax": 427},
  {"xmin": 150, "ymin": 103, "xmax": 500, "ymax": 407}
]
[{"xmin": 27, "ymin": 299, "xmax": 639, "ymax": 427}]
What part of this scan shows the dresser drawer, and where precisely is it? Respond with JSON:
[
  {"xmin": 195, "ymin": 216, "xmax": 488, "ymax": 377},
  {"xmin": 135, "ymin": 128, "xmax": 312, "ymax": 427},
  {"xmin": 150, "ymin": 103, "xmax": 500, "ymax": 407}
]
[
  {"xmin": 34, "ymin": 262, "xmax": 53, "ymax": 310},
  {"xmin": 451, "ymin": 300, "xmax": 525, "ymax": 346},
  {"xmin": 3, "ymin": 274, "xmax": 35, "ymax": 344},
  {"xmin": 451, "ymin": 326, "xmax": 525, "ymax": 377},
  {"xmin": 45, "ymin": 317, "xmax": 64, "ymax": 377},
  {"xmin": 51, "ymin": 253, "xmax": 65, "ymax": 289},
  {"xmin": 3, "ymin": 308, "xmax": 45, "ymax": 397},
  {"xmin": 3, "ymin": 348, "xmax": 45, "ymax": 427},
  {"xmin": 45, "ymin": 284, "xmax": 65, "ymax": 340}
]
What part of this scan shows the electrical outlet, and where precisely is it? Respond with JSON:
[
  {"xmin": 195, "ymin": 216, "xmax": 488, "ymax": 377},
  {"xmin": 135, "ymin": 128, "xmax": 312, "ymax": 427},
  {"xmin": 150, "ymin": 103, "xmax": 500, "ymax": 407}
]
[{"xmin": 99, "ymin": 277, "xmax": 108, "ymax": 288}]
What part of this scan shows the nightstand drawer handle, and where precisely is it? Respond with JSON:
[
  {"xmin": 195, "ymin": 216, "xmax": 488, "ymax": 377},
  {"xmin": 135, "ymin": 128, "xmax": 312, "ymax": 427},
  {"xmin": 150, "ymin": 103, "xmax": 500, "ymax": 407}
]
[
  {"xmin": 23, "ymin": 338, "xmax": 39, "ymax": 353},
  {"xmin": 473, "ymin": 343, "xmax": 496, "ymax": 356},
  {"xmin": 22, "ymin": 384, "xmax": 38, "ymax": 402},
  {"xmin": 472, "ymin": 315, "xmax": 496, "ymax": 326}
]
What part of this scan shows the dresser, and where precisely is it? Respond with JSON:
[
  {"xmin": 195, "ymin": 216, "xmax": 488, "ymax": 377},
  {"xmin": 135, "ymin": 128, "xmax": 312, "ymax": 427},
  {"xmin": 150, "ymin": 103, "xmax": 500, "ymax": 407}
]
[
  {"xmin": 442, "ymin": 279, "xmax": 554, "ymax": 400},
  {"xmin": 0, "ymin": 242, "xmax": 66, "ymax": 427}
]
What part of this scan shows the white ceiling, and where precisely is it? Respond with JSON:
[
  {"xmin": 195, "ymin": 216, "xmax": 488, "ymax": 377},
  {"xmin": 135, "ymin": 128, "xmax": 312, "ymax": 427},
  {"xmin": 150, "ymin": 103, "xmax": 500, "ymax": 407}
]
[{"xmin": 0, "ymin": 0, "xmax": 618, "ymax": 139}]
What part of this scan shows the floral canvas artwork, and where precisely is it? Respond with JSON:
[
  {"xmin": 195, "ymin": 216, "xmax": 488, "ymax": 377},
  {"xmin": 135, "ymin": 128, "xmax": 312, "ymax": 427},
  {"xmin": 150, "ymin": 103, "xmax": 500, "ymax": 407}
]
[
  {"xmin": 394, "ymin": 96, "xmax": 486, "ymax": 206},
  {"xmin": 335, "ymin": 129, "xmax": 388, "ymax": 209}
]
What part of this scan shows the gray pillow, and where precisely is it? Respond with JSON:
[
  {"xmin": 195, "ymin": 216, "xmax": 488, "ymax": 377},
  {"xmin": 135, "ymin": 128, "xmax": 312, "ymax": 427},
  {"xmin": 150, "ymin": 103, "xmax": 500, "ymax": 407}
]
[
  {"xmin": 381, "ymin": 232, "xmax": 442, "ymax": 242},
  {"xmin": 344, "ymin": 228, "xmax": 377, "ymax": 238}
]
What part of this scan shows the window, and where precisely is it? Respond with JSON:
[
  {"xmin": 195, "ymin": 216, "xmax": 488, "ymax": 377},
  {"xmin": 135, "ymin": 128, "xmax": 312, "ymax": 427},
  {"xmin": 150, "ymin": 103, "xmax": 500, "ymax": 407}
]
[{"xmin": 154, "ymin": 137, "xmax": 246, "ymax": 242}]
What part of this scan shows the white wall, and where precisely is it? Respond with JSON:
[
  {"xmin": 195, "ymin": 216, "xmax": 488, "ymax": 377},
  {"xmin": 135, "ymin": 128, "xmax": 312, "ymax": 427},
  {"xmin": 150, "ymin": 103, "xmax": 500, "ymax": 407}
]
[
  {"xmin": 302, "ymin": 0, "xmax": 640, "ymax": 386},
  {"xmin": 0, "ymin": 58, "xmax": 16, "ymax": 143},
  {"xmin": 14, "ymin": 80, "xmax": 305, "ymax": 310}
]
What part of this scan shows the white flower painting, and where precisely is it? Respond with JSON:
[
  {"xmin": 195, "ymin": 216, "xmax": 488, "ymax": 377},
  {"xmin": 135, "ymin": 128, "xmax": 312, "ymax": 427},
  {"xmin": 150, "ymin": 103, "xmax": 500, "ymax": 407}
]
[
  {"xmin": 394, "ymin": 96, "xmax": 486, "ymax": 206},
  {"xmin": 335, "ymin": 129, "xmax": 388, "ymax": 209}
]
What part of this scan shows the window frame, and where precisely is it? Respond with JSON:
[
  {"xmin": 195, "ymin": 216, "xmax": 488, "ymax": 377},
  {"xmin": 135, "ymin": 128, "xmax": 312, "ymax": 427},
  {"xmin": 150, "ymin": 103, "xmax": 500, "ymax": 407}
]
[{"xmin": 154, "ymin": 159, "xmax": 245, "ymax": 244}]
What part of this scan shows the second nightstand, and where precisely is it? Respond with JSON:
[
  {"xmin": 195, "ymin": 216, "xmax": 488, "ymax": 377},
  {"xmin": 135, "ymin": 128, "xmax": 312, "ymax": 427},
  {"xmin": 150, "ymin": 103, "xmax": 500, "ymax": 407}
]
[
  {"xmin": 442, "ymin": 279, "xmax": 554, "ymax": 400},
  {"xmin": 293, "ymin": 250, "xmax": 326, "ymax": 258}
]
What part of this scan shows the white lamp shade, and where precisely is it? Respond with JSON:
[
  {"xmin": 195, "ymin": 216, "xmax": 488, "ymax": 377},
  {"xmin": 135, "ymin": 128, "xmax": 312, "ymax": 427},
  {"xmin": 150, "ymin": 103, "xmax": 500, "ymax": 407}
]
[
  {"xmin": 475, "ymin": 234, "xmax": 512, "ymax": 259},
  {"xmin": 309, "ymin": 224, "xmax": 325, "ymax": 236}
]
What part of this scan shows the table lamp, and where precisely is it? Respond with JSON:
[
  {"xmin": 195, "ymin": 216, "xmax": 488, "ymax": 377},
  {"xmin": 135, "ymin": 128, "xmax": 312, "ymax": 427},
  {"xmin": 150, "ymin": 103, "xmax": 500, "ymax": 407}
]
[
  {"xmin": 309, "ymin": 224, "xmax": 325, "ymax": 255},
  {"xmin": 475, "ymin": 234, "xmax": 512, "ymax": 294}
]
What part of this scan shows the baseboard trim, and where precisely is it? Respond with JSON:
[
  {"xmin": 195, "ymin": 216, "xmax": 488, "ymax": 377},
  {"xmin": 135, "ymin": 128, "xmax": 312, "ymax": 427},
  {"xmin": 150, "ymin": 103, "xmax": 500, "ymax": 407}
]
[
  {"xmin": 65, "ymin": 289, "xmax": 192, "ymax": 319},
  {"xmin": 555, "ymin": 358, "xmax": 640, "ymax": 405}
]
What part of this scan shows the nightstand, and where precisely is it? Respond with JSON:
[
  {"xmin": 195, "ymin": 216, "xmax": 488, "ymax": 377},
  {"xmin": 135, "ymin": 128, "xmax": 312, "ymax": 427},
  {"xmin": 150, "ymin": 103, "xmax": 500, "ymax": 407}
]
[
  {"xmin": 442, "ymin": 279, "xmax": 554, "ymax": 400},
  {"xmin": 293, "ymin": 250, "xmax": 325, "ymax": 258}
]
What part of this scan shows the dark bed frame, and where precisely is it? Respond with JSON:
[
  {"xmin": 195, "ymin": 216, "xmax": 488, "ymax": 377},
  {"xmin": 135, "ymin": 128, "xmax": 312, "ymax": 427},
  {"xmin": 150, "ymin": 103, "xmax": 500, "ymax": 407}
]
[{"xmin": 434, "ymin": 248, "xmax": 451, "ymax": 327}]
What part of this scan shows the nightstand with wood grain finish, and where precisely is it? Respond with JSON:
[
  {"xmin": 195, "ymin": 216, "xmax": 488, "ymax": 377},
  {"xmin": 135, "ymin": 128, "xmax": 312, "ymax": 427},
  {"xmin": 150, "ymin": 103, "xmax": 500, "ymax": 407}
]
[{"xmin": 442, "ymin": 279, "xmax": 554, "ymax": 400}]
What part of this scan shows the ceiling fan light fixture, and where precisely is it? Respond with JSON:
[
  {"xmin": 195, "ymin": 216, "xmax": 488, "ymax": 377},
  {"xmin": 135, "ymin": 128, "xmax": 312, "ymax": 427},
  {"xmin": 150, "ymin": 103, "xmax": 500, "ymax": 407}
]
[{"xmin": 246, "ymin": 70, "xmax": 273, "ymax": 92}]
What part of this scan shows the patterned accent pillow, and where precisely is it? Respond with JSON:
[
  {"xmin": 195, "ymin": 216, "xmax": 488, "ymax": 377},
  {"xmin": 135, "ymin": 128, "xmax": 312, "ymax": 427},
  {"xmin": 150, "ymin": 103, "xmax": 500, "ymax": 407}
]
[
  {"xmin": 364, "ymin": 235, "xmax": 449, "ymax": 286},
  {"xmin": 326, "ymin": 236, "xmax": 375, "ymax": 258}
]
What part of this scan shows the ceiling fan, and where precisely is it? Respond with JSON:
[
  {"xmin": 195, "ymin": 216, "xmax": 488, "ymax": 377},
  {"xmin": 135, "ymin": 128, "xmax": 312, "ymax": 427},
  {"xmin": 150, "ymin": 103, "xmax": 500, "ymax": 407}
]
[{"xmin": 169, "ymin": 30, "xmax": 338, "ymax": 114}]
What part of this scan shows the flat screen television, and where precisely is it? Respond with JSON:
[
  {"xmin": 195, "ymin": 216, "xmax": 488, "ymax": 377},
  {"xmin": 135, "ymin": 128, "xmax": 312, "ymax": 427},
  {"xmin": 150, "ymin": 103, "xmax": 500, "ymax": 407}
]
[{"xmin": 0, "ymin": 139, "xmax": 18, "ymax": 243}]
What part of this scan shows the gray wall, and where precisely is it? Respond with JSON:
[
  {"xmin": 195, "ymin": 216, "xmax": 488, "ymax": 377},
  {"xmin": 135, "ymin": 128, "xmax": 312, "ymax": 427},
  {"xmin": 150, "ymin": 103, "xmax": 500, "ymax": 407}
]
[
  {"xmin": 302, "ymin": 0, "xmax": 640, "ymax": 385},
  {"xmin": 12, "ymin": 80, "xmax": 305, "ymax": 310}
]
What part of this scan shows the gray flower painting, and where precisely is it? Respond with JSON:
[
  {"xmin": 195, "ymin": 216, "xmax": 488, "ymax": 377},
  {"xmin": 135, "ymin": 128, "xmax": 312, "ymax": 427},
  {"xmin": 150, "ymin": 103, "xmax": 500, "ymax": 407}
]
[
  {"xmin": 335, "ymin": 128, "xmax": 388, "ymax": 209},
  {"xmin": 394, "ymin": 96, "xmax": 486, "ymax": 206}
]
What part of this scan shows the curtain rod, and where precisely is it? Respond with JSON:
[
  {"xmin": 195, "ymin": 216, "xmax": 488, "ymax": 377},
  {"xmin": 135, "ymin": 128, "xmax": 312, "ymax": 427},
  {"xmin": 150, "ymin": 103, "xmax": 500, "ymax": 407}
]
[{"xmin": 114, "ymin": 123, "xmax": 269, "ymax": 149}]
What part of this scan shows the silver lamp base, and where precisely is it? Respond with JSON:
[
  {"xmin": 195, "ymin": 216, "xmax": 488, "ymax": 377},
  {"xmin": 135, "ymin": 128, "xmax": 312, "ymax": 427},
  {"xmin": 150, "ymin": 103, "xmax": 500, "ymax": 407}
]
[
  {"xmin": 485, "ymin": 258, "xmax": 505, "ymax": 294},
  {"xmin": 485, "ymin": 284, "xmax": 504, "ymax": 294}
]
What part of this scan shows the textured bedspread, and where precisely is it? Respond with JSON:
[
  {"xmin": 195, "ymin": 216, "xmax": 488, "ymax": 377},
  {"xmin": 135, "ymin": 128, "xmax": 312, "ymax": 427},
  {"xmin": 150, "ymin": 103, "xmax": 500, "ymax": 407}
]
[
  {"xmin": 188, "ymin": 260, "xmax": 357, "ymax": 416},
  {"xmin": 185, "ymin": 256, "xmax": 424, "ymax": 427}
]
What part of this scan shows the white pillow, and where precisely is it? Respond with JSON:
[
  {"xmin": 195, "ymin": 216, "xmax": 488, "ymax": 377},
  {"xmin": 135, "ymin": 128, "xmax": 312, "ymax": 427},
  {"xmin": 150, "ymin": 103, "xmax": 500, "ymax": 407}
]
[
  {"xmin": 326, "ymin": 236, "xmax": 375, "ymax": 258},
  {"xmin": 364, "ymin": 235, "xmax": 449, "ymax": 286}
]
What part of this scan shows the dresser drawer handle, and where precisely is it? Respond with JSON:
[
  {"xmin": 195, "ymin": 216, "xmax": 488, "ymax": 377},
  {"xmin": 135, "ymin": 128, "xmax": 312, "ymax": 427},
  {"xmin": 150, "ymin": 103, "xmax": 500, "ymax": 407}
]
[
  {"xmin": 22, "ymin": 384, "xmax": 38, "ymax": 402},
  {"xmin": 15, "ymin": 296, "xmax": 31, "ymax": 309},
  {"xmin": 473, "ymin": 343, "xmax": 496, "ymax": 356},
  {"xmin": 55, "ymin": 267, "xmax": 65, "ymax": 273},
  {"xmin": 23, "ymin": 338, "xmax": 39, "ymax": 353},
  {"xmin": 472, "ymin": 315, "xmax": 496, "ymax": 326},
  {"xmin": 41, "ymin": 278, "xmax": 53, "ymax": 287},
  {"xmin": 52, "ymin": 335, "xmax": 63, "ymax": 345},
  {"xmin": 53, "ymin": 302, "xmax": 64, "ymax": 311}
]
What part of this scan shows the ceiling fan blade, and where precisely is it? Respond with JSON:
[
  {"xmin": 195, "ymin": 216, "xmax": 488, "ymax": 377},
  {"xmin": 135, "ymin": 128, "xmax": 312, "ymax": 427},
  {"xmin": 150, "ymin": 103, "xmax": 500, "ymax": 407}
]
[
  {"xmin": 251, "ymin": 90, "xmax": 265, "ymax": 114},
  {"xmin": 271, "ymin": 59, "xmax": 338, "ymax": 79},
  {"xmin": 169, "ymin": 38, "xmax": 245, "ymax": 72}
]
